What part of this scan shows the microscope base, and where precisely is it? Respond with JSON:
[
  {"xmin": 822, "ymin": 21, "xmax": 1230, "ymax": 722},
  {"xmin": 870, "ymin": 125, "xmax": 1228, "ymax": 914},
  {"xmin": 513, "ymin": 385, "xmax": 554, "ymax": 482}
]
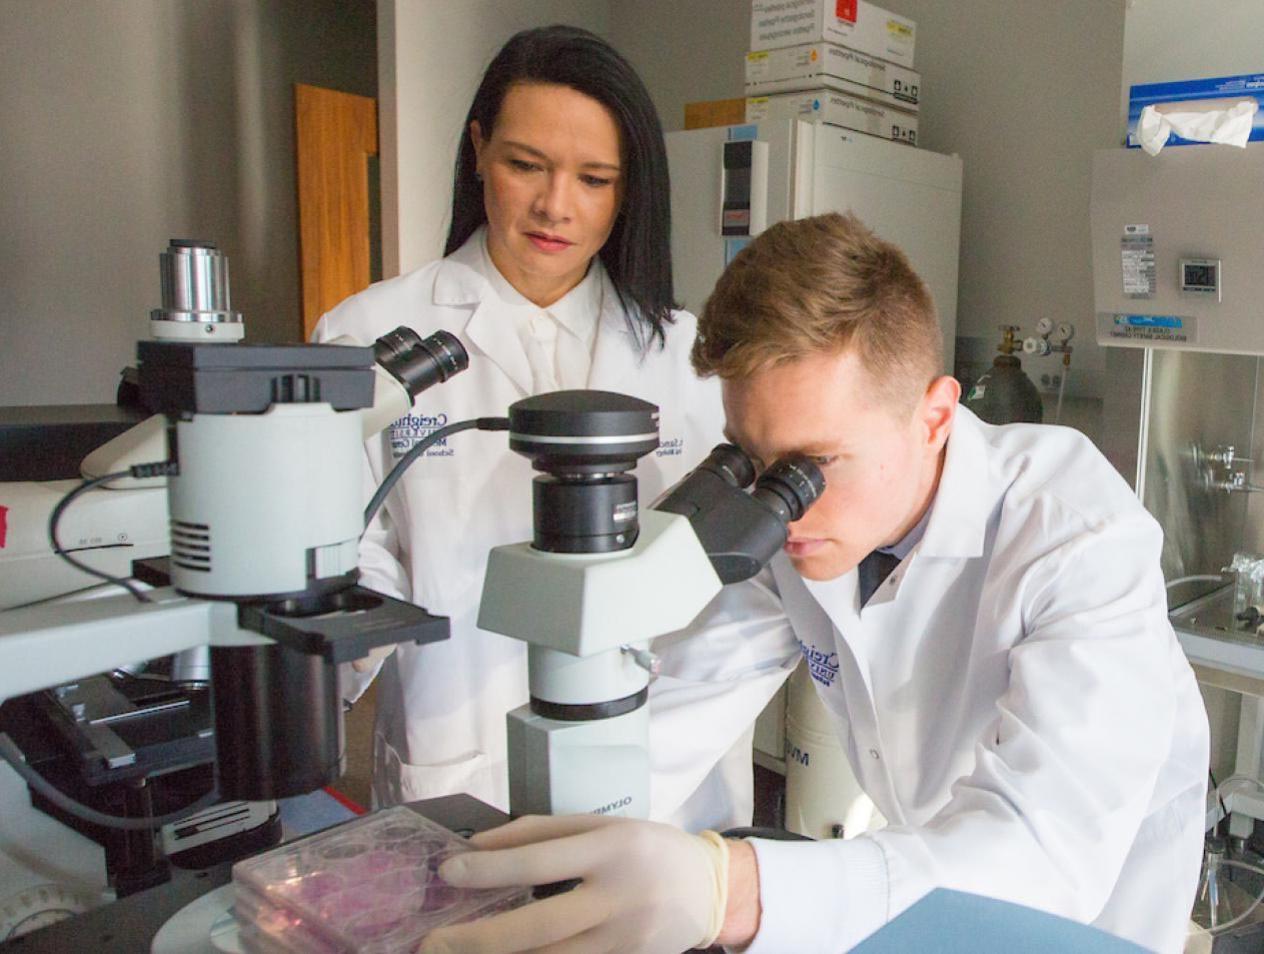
[{"xmin": 507, "ymin": 703, "xmax": 649, "ymax": 819}]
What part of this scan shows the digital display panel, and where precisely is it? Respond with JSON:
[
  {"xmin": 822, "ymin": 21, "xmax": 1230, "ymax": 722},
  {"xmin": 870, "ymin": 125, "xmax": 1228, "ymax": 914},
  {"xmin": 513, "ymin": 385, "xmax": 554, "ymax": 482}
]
[
  {"xmin": 1184, "ymin": 263, "xmax": 1215, "ymax": 288},
  {"xmin": 1181, "ymin": 259, "xmax": 1220, "ymax": 295}
]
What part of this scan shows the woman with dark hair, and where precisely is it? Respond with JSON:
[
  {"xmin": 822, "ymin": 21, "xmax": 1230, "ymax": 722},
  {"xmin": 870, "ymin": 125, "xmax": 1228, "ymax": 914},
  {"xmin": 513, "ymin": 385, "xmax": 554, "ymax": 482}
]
[
  {"xmin": 447, "ymin": 25, "xmax": 674, "ymax": 349},
  {"xmin": 314, "ymin": 25, "xmax": 795, "ymax": 830}
]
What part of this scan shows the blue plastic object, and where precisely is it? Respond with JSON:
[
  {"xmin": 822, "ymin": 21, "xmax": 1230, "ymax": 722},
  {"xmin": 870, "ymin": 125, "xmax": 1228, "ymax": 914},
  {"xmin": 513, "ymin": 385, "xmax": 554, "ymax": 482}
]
[{"xmin": 854, "ymin": 889, "xmax": 1152, "ymax": 953}]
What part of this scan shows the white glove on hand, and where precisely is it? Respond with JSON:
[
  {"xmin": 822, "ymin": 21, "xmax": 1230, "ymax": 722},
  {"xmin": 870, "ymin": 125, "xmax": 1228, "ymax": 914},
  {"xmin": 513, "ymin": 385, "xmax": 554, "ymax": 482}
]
[{"xmin": 416, "ymin": 814, "xmax": 730, "ymax": 954}]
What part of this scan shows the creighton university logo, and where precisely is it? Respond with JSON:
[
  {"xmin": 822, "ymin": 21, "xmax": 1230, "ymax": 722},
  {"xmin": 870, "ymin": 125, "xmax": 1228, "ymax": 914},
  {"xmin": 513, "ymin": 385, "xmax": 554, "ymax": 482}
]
[
  {"xmin": 797, "ymin": 638, "xmax": 839, "ymax": 688},
  {"xmin": 389, "ymin": 411, "xmax": 455, "ymax": 460},
  {"xmin": 655, "ymin": 436, "xmax": 684, "ymax": 458}
]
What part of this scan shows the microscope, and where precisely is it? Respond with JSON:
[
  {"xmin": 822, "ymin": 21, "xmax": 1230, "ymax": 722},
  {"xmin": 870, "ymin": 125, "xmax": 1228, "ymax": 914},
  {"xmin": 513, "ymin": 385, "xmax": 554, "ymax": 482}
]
[
  {"xmin": 480, "ymin": 391, "xmax": 824, "ymax": 819},
  {"xmin": 0, "ymin": 240, "xmax": 469, "ymax": 895},
  {"xmin": 0, "ymin": 248, "xmax": 819, "ymax": 947}
]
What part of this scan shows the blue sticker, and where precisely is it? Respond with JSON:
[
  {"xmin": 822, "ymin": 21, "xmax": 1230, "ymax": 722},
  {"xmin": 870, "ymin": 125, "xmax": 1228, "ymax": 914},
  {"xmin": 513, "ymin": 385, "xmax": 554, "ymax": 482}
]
[{"xmin": 1116, "ymin": 315, "xmax": 1183, "ymax": 329}]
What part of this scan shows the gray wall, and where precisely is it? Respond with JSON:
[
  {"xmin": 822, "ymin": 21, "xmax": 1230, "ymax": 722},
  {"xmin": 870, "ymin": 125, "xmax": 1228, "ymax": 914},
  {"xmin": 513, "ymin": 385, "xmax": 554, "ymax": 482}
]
[
  {"xmin": 0, "ymin": 0, "xmax": 376, "ymax": 406},
  {"xmin": 891, "ymin": 0, "xmax": 1125, "ymax": 411},
  {"xmin": 610, "ymin": 1, "xmax": 1126, "ymax": 426},
  {"xmin": 608, "ymin": 0, "xmax": 748, "ymax": 133},
  {"xmin": 1122, "ymin": 0, "xmax": 1264, "ymax": 119}
]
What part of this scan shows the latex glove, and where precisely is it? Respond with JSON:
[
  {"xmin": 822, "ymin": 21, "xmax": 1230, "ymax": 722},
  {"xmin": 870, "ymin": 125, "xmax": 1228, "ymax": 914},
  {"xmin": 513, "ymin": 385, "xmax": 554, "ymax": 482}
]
[
  {"xmin": 416, "ymin": 814, "xmax": 729, "ymax": 954},
  {"xmin": 350, "ymin": 643, "xmax": 395, "ymax": 673}
]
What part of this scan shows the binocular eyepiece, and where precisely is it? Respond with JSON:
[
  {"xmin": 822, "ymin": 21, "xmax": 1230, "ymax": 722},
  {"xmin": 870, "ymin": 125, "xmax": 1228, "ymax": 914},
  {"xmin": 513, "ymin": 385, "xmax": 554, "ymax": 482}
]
[{"xmin": 688, "ymin": 443, "xmax": 823, "ymax": 525}]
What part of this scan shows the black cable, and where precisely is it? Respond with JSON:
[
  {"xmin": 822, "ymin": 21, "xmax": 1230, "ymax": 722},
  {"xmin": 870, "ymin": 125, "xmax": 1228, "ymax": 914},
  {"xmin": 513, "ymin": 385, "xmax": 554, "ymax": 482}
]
[
  {"xmin": 0, "ymin": 732, "xmax": 221, "ymax": 832},
  {"xmin": 48, "ymin": 462, "xmax": 178, "ymax": 604},
  {"xmin": 364, "ymin": 417, "xmax": 509, "ymax": 530}
]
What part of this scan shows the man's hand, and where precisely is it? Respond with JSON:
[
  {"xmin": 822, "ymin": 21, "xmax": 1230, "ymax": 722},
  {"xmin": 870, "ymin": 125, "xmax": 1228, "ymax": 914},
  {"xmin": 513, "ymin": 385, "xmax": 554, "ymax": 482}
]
[
  {"xmin": 350, "ymin": 644, "xmax": 395, "ymax": 673},
  {"xmin": 416, "ymin": 814, "xmax": 730, "ymax": 954}
]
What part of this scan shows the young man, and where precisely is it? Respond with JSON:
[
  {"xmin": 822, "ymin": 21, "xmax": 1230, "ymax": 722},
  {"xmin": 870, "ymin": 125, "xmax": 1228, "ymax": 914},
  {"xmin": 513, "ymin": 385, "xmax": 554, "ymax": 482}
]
[{"xmin": 419, "ymin": 213, "xmax": 1209, "ymax": 954}]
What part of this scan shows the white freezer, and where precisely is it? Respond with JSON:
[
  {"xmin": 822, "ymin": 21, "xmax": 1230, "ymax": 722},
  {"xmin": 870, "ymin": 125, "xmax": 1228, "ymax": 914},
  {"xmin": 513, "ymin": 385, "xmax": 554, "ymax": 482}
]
[{"xmin": 666, "ymin": 120, "xmax": 963, "ymax": 373}]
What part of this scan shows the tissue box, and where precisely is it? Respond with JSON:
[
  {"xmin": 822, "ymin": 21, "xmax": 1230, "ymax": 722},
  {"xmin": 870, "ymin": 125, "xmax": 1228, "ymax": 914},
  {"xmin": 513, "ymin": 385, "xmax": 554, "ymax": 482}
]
[
  {"xmin": 1127, "ymin": 73, "xmax": 1264, "ymax": 149},
  {"xmin": 745, "ymin": 42, "xmax": 920, "ymax": 110},
  {"xmin": 751, "ymin": 0, "xmax": 915, "ymax": 67},
  {"xmin": 746, "ymin": 88, "xmax": 917, "ymax": 145}
]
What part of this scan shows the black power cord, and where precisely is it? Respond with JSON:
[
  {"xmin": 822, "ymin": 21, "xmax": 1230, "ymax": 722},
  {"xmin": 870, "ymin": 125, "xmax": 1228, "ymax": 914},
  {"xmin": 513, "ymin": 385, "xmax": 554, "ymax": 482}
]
[
  {"xmin": 364, "ymin": 417, "xmax": 509, "ymax": 529},
  {"xmin": 48, "ymin": 461, "xmax": 178, "ymax": 604}
]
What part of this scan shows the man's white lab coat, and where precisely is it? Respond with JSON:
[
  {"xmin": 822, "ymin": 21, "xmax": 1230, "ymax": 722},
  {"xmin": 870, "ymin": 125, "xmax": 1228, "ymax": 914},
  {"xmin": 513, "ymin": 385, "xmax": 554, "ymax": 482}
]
[{"xmin": 735, "ymin": 408, "xmax": 1208, "ymax": 953}]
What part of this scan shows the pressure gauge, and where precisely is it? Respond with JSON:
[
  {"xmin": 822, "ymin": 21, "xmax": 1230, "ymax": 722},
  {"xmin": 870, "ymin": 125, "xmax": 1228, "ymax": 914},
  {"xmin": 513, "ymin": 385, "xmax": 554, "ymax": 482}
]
[
  {"xmin": 1035, "ymin": 317, "xmax": 1053, "ymax": 336},
  {"xmin": 0, "ymin": 883, "xmax": 96, "ymax": 939},
  {"xmin": 1056, "ymin": 323, "xmax": 1075, "ymax": 343}
]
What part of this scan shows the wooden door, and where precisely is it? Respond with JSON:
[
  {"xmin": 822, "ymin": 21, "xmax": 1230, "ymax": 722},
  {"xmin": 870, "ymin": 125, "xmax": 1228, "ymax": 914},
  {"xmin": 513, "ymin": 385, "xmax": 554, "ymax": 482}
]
[{"xmin": 295, "ymin": 84, "xmax": 377, "ymax": 339}]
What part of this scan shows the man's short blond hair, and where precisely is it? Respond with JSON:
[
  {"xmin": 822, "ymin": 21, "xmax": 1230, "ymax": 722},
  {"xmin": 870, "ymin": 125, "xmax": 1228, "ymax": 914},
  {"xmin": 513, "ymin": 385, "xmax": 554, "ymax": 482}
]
[{"xmin": 692, "ymin": 212, "xmax": 942, "ymax": 412}]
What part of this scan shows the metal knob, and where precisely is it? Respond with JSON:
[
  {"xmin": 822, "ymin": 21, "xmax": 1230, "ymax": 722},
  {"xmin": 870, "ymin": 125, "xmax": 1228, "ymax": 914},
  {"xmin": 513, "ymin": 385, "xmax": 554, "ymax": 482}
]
[{"xmin": 620, "ymin": 645, "xmax": 661, "ymax": 677}]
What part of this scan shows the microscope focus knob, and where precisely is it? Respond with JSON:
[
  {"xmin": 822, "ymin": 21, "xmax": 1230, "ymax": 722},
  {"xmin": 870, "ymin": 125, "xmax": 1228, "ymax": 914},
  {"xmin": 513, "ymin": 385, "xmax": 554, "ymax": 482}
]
[{"xmin": 620, "ymin": 645, "xmax": 662, "ymax": 677}]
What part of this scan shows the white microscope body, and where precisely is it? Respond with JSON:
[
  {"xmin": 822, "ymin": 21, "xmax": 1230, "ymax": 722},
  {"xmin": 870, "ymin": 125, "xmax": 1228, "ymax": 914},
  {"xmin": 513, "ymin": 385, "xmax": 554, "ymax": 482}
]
[
  {"xmin": 479, "ymin": 393, "xmax": 824, "ymax": 820},
  {"xmin": 0, "ymin": 239, "xmax": 469, "ymax": 805},
  {"xmin": 481, "ymin": 508, "xmax": 723, "ymax": 819}
]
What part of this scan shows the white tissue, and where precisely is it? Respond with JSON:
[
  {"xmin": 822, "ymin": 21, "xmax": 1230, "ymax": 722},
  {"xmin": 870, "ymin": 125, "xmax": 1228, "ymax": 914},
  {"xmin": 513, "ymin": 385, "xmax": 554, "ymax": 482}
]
[{"xmin": 1137, "ymin": 98, "xmax": 1259, "ymax": 156}]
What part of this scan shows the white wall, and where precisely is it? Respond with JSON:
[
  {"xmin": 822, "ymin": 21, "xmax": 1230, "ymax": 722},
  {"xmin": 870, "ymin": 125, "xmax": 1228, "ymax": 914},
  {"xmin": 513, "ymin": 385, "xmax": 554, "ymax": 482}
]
[
  {"xmin": 0, "ymin": 0, "xmax": 376, "ymax": 407},
  {"xmin": 379, "ymin": 0, "xmax": 609, "ymax": 277}
]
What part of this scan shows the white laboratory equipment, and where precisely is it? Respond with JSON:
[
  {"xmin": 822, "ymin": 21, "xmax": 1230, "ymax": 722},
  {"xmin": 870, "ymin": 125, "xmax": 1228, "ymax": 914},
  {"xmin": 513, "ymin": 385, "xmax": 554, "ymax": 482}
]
[
  {"xmin": 1092, "ymin": 143, "xmax": 1264, "ymax": 887},
  {"xmin": 784, "ymin": 662, "xmax": 883, "ymax": 840},
  {"xmin": 666, "ymin": 119, "xmax": 963, "ymax": 373}
]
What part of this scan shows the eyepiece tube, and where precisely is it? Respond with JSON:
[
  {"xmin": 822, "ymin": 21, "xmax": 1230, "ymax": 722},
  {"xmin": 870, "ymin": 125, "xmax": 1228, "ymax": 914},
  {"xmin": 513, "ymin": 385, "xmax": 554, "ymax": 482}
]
[
  {"xmin": 691, "ymin": 443, "xmax": 757, "ymax": 490},
  {"xmin": 752, "ymin": 455, "xmax": 825, "ymax": 524},
  {"xmin": 374, "ymin": 328, "xmax": 469, "ymax": 398},
  {"xmin": 654, "ymin": 445, "xmax": 825, "ymax": 584}
]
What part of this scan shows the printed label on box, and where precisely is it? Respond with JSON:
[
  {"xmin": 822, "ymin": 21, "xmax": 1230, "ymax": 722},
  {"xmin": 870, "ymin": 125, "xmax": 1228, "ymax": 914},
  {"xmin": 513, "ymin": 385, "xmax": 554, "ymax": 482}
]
[
  {"xmin": 836, "ymin": 0, "xmax": 858, "ymax": 23},
  {"xmin": 744, "ymin": 41, "xmax": 921, "ymax": 109},
  {"xmin": 888, "ymin": 19, "xmax": 914, "ymax": 41}
]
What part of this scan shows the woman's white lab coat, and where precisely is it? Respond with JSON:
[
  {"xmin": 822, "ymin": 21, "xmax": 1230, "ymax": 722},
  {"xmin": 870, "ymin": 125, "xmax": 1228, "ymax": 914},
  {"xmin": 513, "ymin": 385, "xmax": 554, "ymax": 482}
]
[
  {"xmin": 740, "ymin": 408, "xmax": 1209, "ymax": 953},
  {"xmin": 313, "ymin": 234, "xmax": 796, "ymax": 829}
]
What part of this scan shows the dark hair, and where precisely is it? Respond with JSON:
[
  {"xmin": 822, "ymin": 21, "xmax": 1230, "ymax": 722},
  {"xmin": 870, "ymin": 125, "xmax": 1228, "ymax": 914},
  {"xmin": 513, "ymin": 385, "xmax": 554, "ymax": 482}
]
[{"xmin": 445, "ymin": 25, "xmax": 675, "ymax": 350}]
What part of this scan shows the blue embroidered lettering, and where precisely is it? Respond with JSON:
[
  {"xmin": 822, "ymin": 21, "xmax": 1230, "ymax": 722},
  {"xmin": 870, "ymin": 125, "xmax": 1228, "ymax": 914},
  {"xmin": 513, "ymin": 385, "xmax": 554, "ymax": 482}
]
[
  {"xmin": 796, "ymin": 638, "xmax": 839, "ymax": 688},
  {"xmin": 655, "ymin": 437, "xmax": 684, "ymax": 458},
  {"xmin": 389, "ymin": 411, "xmax": 455, "ymax": 460}
]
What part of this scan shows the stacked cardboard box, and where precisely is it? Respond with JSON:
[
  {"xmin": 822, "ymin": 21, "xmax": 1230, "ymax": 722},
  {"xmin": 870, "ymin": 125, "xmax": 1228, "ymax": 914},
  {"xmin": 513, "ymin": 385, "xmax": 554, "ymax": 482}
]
[
  {"xmin": 687, "ymin": 1, "xmax": 921, "ymax": 146},
  {"xmin": 748, "ymin": 1, "xmax": 919, "ymax": 144},
  {"xmin": 750, "ymin": 0, "xmax": 916, "ymax": 65}
]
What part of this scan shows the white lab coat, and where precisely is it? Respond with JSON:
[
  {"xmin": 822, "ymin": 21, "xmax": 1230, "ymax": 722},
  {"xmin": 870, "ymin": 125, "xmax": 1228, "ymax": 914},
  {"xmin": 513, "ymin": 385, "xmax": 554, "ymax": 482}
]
[
  {"xmin": 312, "ymin": 234, "xmax": 796, "ymax": 829},
  {"xmin": 742, "ymin": 408, "xmax": 1208, "ymax": 954}
]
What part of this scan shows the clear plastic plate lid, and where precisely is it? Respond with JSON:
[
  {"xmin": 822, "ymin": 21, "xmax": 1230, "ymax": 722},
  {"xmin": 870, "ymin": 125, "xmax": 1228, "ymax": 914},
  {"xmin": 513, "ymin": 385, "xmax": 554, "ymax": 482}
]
[{"xmin": 232, "ymin": 805, "xmax": 528, "ymax": 953}]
